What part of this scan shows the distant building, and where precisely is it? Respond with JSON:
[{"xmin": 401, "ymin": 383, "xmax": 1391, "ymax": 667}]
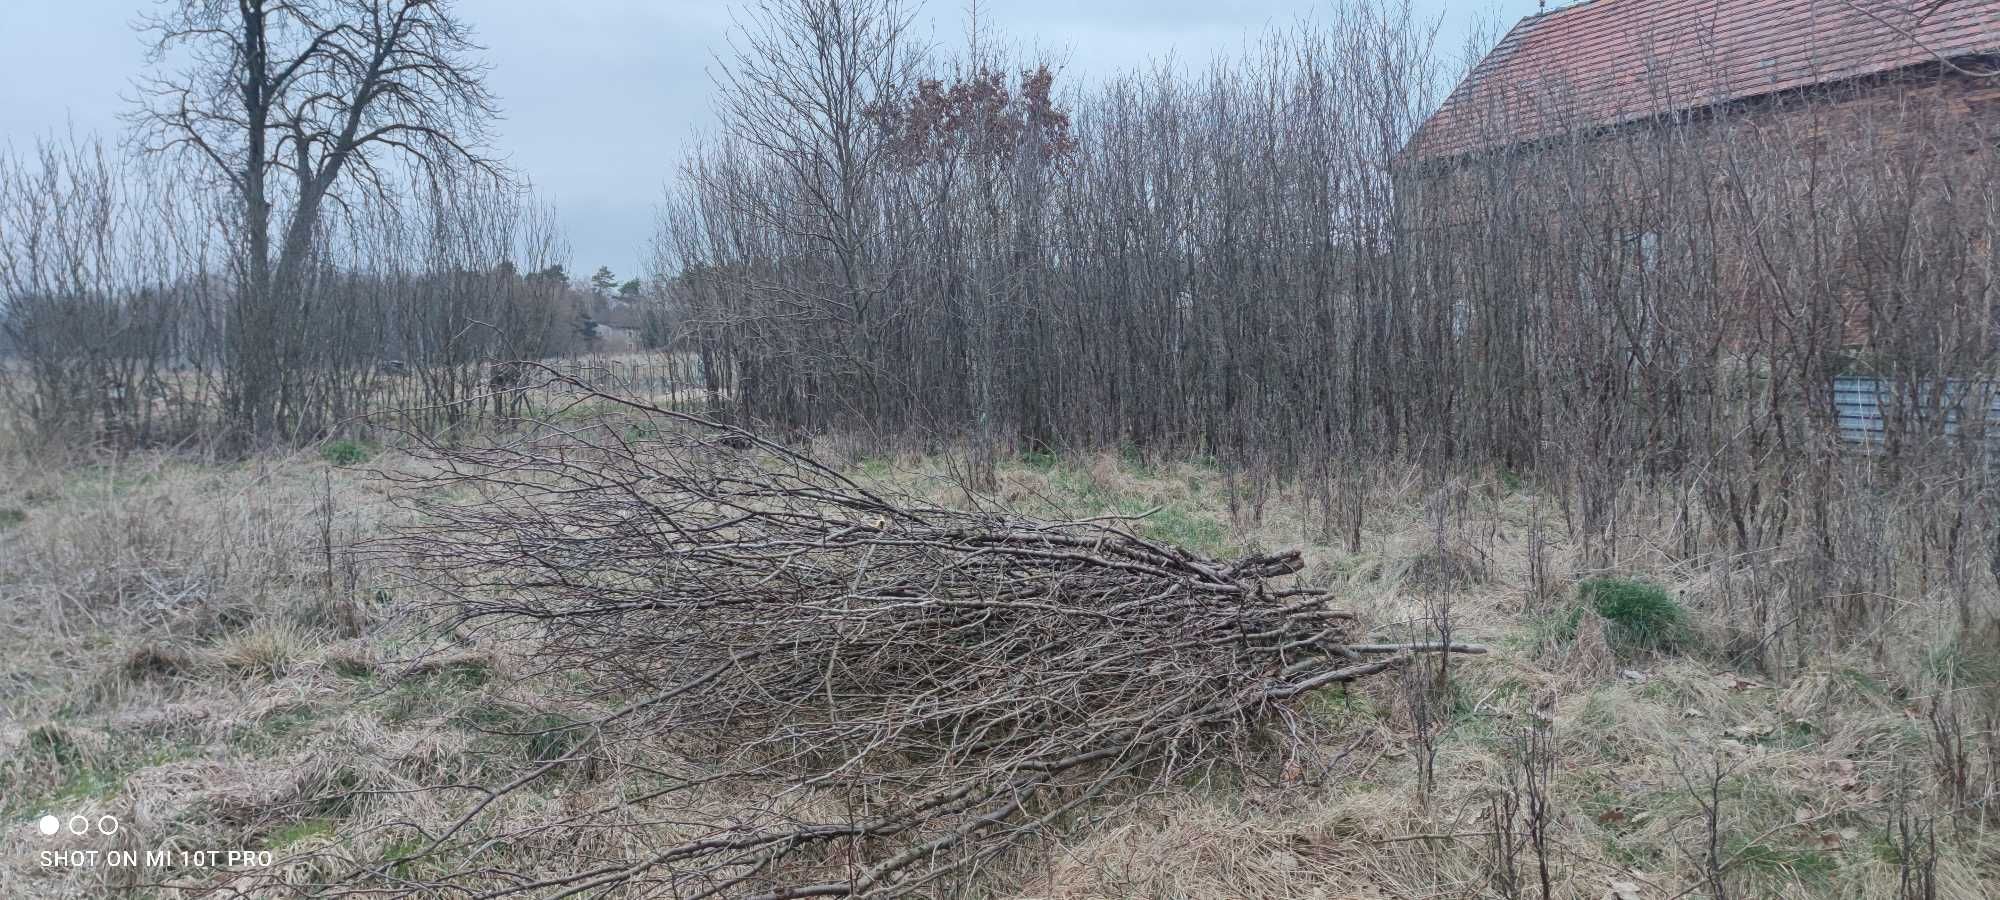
[
  {"xmin": 1406, "ymin": 0, "xmax": 2000, "ymax": 164},
  {"xmin": 597, "ymin": 325, "xmax": 643, "ymax": 352},
  {"xmin": 1400, "ymin": 0, "xmax": 2000, "ymax": 348}
]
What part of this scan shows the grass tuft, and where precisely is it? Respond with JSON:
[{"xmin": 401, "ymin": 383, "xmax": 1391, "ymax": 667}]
[
  {"xmin": 1923, "ymin": 639, "xmax": 2000, "ymax": 688},
  {"xmin": 321, "ymin": 439, "xmax": 373, "ymax": 466},
  {"xmin": 1403, "ymin": 546, "xmax": 1487, "ymax": 590},
  {"xmin": 214, "ymin": 622, "xmax": 311, "ymax": 680},
  {"xmin": 1575, "ymin": 577, "xmax": 1690, "ymax": 655}
]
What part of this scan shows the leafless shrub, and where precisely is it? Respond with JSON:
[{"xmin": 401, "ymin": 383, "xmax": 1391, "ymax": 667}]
[
  {"xmin": 1397, "ymin": 667, "xmax": 1438, "ymax": 811},
  {"xmin": 1513, "ymin": 706, "xmax": 1556, "ymax": 900},
  {"xmin": 1926, "ymin": 687, "xmax": 1979, "ymax": 820},
  {"xmin": 1891, "ymin": 768, "xmax": 1940, "ymax": 900},
  {"xmin": 1525, "ymin": 499, "xmax": 1556, "ymax": 611},
  {"xmin": 1675, "ymin": 748, "xmax": 1739, "ymax": 900},
  {"xmin": 1484, "ymin": 782, "xmax": 1522, "ymax": 900}
]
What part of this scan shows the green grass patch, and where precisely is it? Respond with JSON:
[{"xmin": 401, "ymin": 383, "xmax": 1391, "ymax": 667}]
[
  {"xmin": 55, "ymin": 769, "xmax": 124, "ymax": 802},
  {"xmin": 382, "ymin": 683, "xmax": 452, "ymax": 725},
  {"xmin": 1518, "ymin": 607, "xmax": 1582, "ymax": 651},
  {"xmin": 1549, "ymin": 578, "xmax": 1691, "ymax": 656},
  {"xmin": 1727, "ymin": 839, "xmax": 1839, "ymax": 883},
  {"xmin": 1118, "ymin": 440, "xmax": 1155, "ymax": 476},
  {"xmin": 0, "ymin": 727, "xmax": 193, "ymax": 820},
  {"xmin": 1402, "ymin": 546, "xmax": 1487, "ymax": 590},
  {"xmin": 61, "ymin": 466, "xmax": 163, "ymax": 497},
  {"xmin": 1580, "ymin": 578, "xmax": 1689, "ymax": 652},
  {"xmin": 1447, "ymin": 676, "xmax": 1530, "ymax": 747},
  {"xmin": 855, "ymin": 457, "xmax": 892, "ymax": 480},
  {"xmin": 408, "ymin": 654, "xmax": 495, "ymax": 689},
  {"xmin": 1573, "ymin": 691, "xmax": 1623, "ymax": 734},
  {"xmin": 1018, "ymin": 450, "xmax": 1060, "ymax": 472},
  {"xmin": 26, "ymin": 724, "xmax": 86, "ymax": 768},
  {"xmin": 320, "ymin": 439, "xmax": 374, "ymax": 466},
  {"xmin": 1836, "ymin": 666, "xmax": 1890, "ymax": 698},
  {"xmin": 304, "ymin": 766, "xmax": 366, "ymax": 818},
  {"xmin": 380, "ymin": 655, "xmax": 497, "ymax": 724},
  {"xmin": 453, "ymin": 701, "xmax": 523, "ymax": 732},
  {"xmin": 451, "ymin": 705, "xmax": 594, "ymax": 770},
  {"xmin": 0, "ymin": 506, "xmax": 25, "ymax": 529},
  {"xmin": 1136, "ymin": 505, "xmax": 1230, "ymax": 557},
  {"xmin": 264, "ymin": 819, "xmax": 336, "ymax": 850},
  {"xmin": 1318, "ymin": 554, "xmax": 1374, "ymax": 585},
  {"xmin": 1003, "ymin": 451, "xmax": 1236, "ymax": 556},
  {"xmin": 378, "ymin": 835, "xmax": 428, "ymax": 880}
]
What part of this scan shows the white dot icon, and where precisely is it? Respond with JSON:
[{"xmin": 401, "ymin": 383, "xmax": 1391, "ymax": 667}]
[{"xmin": 37, "ymin": 815, "xmax": 60, "ymax": 836}]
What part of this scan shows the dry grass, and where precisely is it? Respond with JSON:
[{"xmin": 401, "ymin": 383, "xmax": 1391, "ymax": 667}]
[{"xmin": 1, "ymin": 441, "xmax": 1994, "ymax": 898}]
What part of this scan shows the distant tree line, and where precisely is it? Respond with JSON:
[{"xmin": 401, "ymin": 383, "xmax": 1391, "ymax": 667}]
[
  {"xmin": 0, "ymin": 0, "xmax": 619, "ymax": 447},
  {"xmin": 0, "ymin": 135, "xmax": 592, "ymax": 445}
]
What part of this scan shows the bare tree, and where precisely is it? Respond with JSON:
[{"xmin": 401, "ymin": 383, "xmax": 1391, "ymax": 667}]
[
  {"xmin": 130, "ymin": 0, "xmax": 503, "ymax": 441},
  {"xmin": 707, "ymin": 0, "xmax": 919, "ymax": 430}
]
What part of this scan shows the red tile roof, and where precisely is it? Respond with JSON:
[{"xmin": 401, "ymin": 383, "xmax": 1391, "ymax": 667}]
[{"xmin": 1405, "ymin": 0, "xmax": 2000, "ymax": 161}]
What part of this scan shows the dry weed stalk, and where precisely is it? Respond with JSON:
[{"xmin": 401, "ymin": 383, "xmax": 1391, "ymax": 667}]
[{"xmin": 343, "ymin": 383, "xmax": 1485, "ymax": 897}]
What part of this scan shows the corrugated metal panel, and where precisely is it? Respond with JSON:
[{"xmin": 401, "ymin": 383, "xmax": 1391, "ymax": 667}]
[{"xmin": 1832, "ymin": 375, "xmax": 2000, "ymax": 461}]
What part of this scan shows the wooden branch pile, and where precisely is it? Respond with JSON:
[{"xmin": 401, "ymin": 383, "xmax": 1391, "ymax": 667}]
[{"xmin": 361, "ymin": 389, "xmax": 1483, "ymax": 898}]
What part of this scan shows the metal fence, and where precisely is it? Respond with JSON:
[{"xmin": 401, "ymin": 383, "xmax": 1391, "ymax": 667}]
[{"xmin": 1833, "ymin": 375, "xmax": 2000, "ymax": 461}]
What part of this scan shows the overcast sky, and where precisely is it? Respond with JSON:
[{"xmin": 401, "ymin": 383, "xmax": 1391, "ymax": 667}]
[{"xmin": 0, "ymin": 0, "xmax": 1537, "ymax": 280}]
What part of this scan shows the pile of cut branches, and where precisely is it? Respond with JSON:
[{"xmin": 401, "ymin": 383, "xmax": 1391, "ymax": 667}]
[{"xmin": 351, "ymin": 385, "xmax": 1482, "ymax": 898}]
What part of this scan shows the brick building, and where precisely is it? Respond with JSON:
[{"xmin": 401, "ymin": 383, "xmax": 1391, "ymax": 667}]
[
  {"xmin": 1407, "ymin": 0, "xmax": 2000, "ymax": 163},
  {"xmin": 1399, "ymin": 0, "xmax": 2000, "ymax": 352}
]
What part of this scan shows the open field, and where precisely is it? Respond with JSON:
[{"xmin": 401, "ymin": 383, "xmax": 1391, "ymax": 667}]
[
  {"xmin": 3, "ymin": 435, "xmax": 1993, "ymax": 898},
  {"xmin": 6, "ymin": 0, "xmax": 2000, "ymax": 895},
  {"xmin": 0, "ymin": 350, "xmax": 715, "ymax": 456}
]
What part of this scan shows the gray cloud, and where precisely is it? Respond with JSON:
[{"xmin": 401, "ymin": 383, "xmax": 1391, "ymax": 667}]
[{"xmin": 0, "ymin": 0, "xmax": 1536, "ymax": 280}]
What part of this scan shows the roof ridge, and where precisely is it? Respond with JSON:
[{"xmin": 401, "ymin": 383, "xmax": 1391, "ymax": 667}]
[
  {"xmin": 1526, "ymin": 0, "xmax": 1652, "ymax": 24},
  {"xmin": 1405, "ymin": 0, "xmax": 2000, "ymax": 161}
]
